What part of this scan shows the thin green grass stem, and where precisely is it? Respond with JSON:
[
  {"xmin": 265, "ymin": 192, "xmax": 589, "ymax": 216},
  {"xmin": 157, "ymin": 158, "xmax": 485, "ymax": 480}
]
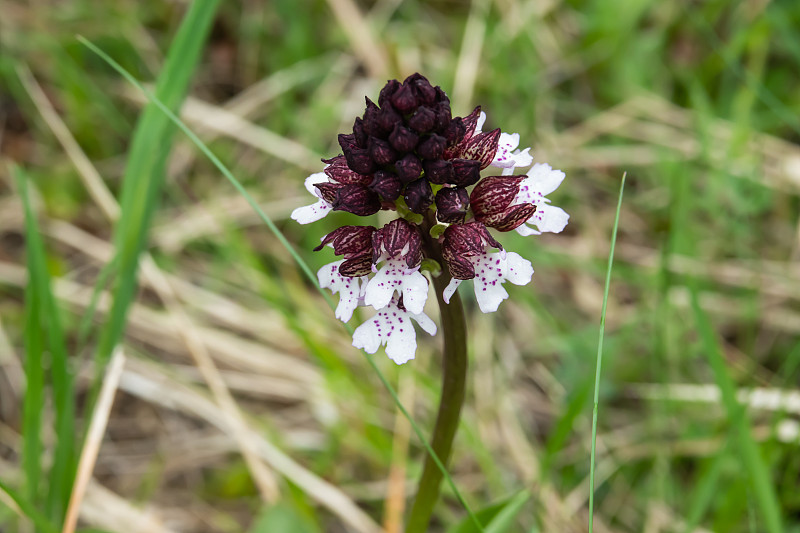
[
  {"xmin": 79, "ymin": 37, "xmax": 483, "ymax": 531},
  {"xmin": 689, "ymin": 289, "xmax": 784, "ymax": 533},
  {"xmin": 588, "ymin": 172, "xmax": 626, "ymax": 533},
  {"xmin": 15, "ymin": 166, "xmax": 76, "ymax": 523}
]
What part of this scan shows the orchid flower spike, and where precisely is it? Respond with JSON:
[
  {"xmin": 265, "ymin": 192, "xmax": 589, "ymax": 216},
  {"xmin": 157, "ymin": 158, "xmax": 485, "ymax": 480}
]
[{"xmin": 293, "ymin": 73, "xmax": 568, "ymax": 364}]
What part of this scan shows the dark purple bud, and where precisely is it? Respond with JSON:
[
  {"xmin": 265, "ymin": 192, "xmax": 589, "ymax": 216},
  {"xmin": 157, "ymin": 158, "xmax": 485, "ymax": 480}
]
[
  {"xmin": 339, "ymin": 255, "xmax": 374, "ymax": 277},
  {"xmin": 368, "ymin": 136, "xmax": 398, "ymax": 166},
  {"xmin": 314, "ymin": 225, "xmax": 376, "ymax": 257},
  {"xmin": 377, "ymin": 105, "xmax": 402, "ymax": 134},
  {"xmin": 461, "ymin": 106, "xmax": 482, "ymax": 141},
  {"xmin": 406, "ymin": 74, "xmax": 436, "ymax": 105},
  {"xmin": 442, "ymin": 222, "xmax": 502, "ymax": 280},
  {"xmin": 388, "ymin": 123, "xmax": 419, "ymax": 153},
  {"xmin": 470, "ymin": 175, "xmax": 536, "ymax": 231},
  {"xmin": 353, "ymin": 117, "xmax": 367, "ymax": 147},
  {"xmin": 369, "ymin": 170, "xmax": 402, "ymax": 201},
  {"xmin": 332, "ymin": 184, "xmax": 382, "ymax": 216},
  {"xmin": 433, "ymin": 100, "xmax": 451, "ymax": 132},
  {"xmin": 444, "ymin": 117, "xmax": 466, "ymax": 146},
  {"xmin": 435, "ymin": 187, "xmax": 470, "ymax": 224},
  {"xmin": 489, "ymin": 203, "xmax": 537, "ymax": 232},
  {"xmin": 338, "ymin": 133, "xmax": 358, "ymax": 152},
  {"xmin": 470, "ymin": 176, "xmax": 524, "ymax": 215},
  {"xmin": 460, "ymin": 128, "xmax": 501, "ymax": 169},
  {"xmin": 395, "ymin": 153, "xmax": 423, "ymax": 183},
  {"xmin": 417, "ymin": 134, "xmax": 446, "ymax": 160},
  {"xmin": 378, "ymin": 79, "xmax": 401, "ymax": 108},
  {"xmin": 423, "ymin": 159, "xmax": 454, "ymax": 185},
  {"xmin": 343, "ymin": 146, "xmax": 376, "ymax": 175},
  {"xmin": 443, "ymin": 252, "xmax": 475, "ymax": 280},
  {"xmin": 404, "ymin": 178, "xmax": 433, "ymax": 214},
  {"xmin": 363, "ymin": 98, "xmax": 381, "ymax": 137},
  {"xmin": 450, "ymin": 158, "xmax": 482, "ymax": 187},
  {"xmin": 372, "ymin": 218, "xmax": 423, "ymax": 267},
  {"xmin": 391, "ymin": 82, "xmax": 418, "ymax": 113},
  {"xmin": 323, "ymin": 155, "xmax": 372, "ymax": 185},
  {"xmin": 408, "ymin": 106, "xmax": 436, "ymax": 133}
]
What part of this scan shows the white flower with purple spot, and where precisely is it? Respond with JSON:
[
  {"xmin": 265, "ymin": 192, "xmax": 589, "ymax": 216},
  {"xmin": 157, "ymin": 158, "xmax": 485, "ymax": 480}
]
[
  {"xmin": 291, "ymin": 172, "xmax": 333, "ymax": 224},
  {"xmin": 511, "ymin": 163, "xmax": 569, "ymax": 236},
  {"xmin": 364, "ymin": 258, "xmax": 429, "ymax": 315},
  {"xmin": 352, "ymin": 296, "xmax": 437, "ymax": 365},
  {"xmin": 475, "ymin": 111, "xmax": 533, "ymax": 171},
  {"xmin": 443, "ymin": 251, "xmax": 534, "ymax": 313},
  {"xmin": 318, "ymin": 260, "xmax": 368, "ymax": 322}
]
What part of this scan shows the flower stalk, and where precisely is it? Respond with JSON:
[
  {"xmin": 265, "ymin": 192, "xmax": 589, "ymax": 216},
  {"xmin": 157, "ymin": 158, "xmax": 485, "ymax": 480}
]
[{"xmin": 404, "ymin": 214, "xmax": 469, "ymax": 533}]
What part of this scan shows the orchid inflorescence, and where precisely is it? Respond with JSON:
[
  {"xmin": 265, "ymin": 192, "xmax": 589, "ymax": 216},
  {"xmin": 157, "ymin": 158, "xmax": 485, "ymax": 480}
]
[{"xmin": 292, "ymin": 73, "xmax": 568, "ymax": 364}]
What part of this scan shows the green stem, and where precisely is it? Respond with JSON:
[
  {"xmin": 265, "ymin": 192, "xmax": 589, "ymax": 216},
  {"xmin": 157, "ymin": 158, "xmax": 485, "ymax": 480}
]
[{"xmin": 406, "ymin": 216, "xmax": 469, "ymax": 533}]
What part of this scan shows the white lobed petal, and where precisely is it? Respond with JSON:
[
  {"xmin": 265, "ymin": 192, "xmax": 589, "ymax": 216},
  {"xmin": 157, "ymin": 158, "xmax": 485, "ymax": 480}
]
[
  {"xmin": 511, "ymin": 147, "xmax": 533, "ymax": 169},
  {"xmin": 525, "ymin": 202, "xmax": 570, "ymax": 234},
  {"xmin": 351, "ymin": 298, "xmax": 436, "ymax": 365},
  {"xmin": 455, "ymin": 250, "xmax": 535, "ymax": 313},
  {"xmin": 304, "ymin": 172, "xmax": 329, "ymax": 195},
  {"xmin": 364, "ymin": 258, "xmax": 429, "ymax": 314},
  {"xmin": 317, "ymin": 260, "xmax": 366, "ymax": 322},
  {"xmin": 290, "ymin": 199, "xmax": 332, "ymax": 224},
  {"xmin": 514, "ymin": 223, "xmax": 541, "ymax": 237},
  {"xmin": 491, "ymin": 132, "xmax": 521, "ymax": 169},
  {"xmin": 443, "ymin": 278, "xmax": 463, "ymax": 304},
  {"xmin": 526, "ymin": 163, "xmax": 565, "ymax": 196},
  {"xmin": 504, "ymin": 252, "xmax": 534, "ymax": 286}
]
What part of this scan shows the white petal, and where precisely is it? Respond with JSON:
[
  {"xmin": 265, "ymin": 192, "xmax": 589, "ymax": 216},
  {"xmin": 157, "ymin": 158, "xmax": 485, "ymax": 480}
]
[
  {"xmin": 470, "ymin": 252, "xmax": 510, "ymax": 313},
  {"xmin": 401, "ymin": 271, "xmax": 429, "ymax": 314},
  {"xmin": 527, "ymin": 163, "xmax": 565, "ymax": 196},
  {"xmin": 385, "ymin": 326, "xmax": 418, "ymax": 364},
  {"xmin": 317, "ymin": 260, "xmax": 364, "ymax": 322},
  {"xmin": 443, "ymin": 278, "xmax": 462, "ymax": 304},
  {"xmin": 515, "ymin": 223, "xmax": 541, "ymax": 237},
  {"xmin": 352, "ymin": 318, "xmax": 381, "ymax": 354},
  {"xmin": 303, "ymin": 172, "xmax": 328, "ymax": 195},
  {"xmin": 491, "ymin": 132, "xmax": 521, "ymax": 168},
  {"xmin": 364, "ymin": 259, "xmax": 429, "ymax": 313},
  {"xmin": 531, "ymin": 203, "xmax": 569, "ymax": 233},
  {"xmin": 475, "ymin": 281, "xmax": 509, "ymax": 313},
  {"xmin": 411, "ymin": 311, "xmax": 437, "ymax": 336},
  {"xmin": 291, "ymin": 199, "xmax": 332, "ymax": 224},
  {"xmin": 476, "ymin": 111, "xmax": 487, "ymax": 134},
  {"xmin": 351, "ymin": 298, "xmax": 436, "ymax": 365},
  {"xmin": 510, "ymin": 147, "xmax": 533, "ymax": 168},
  {"xmin": 504, "ymin": 252, "xmax": 534, "ymax": 286}
]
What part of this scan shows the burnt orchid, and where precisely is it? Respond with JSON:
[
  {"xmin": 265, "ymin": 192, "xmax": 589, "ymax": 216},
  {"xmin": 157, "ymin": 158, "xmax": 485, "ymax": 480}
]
[
  {"xmin": 292, "ymin": 73, "xmax": 568, "ymax": 365},
  {"xmin": 292, "ymin": 73, "xmax": 567, "ymax": 532}
]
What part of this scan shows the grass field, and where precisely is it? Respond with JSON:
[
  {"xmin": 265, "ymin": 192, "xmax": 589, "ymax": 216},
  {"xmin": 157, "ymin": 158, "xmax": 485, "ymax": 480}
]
[{"xmin": 1, "ymin": 0, "xmax": 800, "ymax": 532}]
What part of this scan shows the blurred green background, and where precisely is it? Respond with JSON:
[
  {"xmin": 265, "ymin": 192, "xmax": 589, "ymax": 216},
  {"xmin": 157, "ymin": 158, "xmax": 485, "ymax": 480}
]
[{"xmin": 1, "ymin": 0, "xmax": 799, "ymax": 532}]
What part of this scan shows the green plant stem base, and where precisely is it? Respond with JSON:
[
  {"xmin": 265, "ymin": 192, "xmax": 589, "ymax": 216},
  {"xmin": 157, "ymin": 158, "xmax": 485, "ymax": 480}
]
[{"xmin": 406, "ymin": 215, "xmax": 469, "ymax": 533}]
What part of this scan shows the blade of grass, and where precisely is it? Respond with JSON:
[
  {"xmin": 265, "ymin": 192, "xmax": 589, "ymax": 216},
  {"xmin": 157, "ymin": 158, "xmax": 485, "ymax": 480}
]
[
  {"xmin": 588, "ymin": 172, "xmax": 626, "ymax": 533},
  {"xmin": 18, "ymin": 171, "xmax": 45, "ymax": 509},
  {"xmin": 14, "ymin": 165, "xmax": 76, "ymax": 524},
  {"xmin": 689, "ymin": 289, "xmax": 784, "ymax": 533},
  {"xmin": 78, "ymin": 37, "xmax": 484, "ymax": 531},
  {"xmin": 0, "ymin": 479, "xmax": 59, "ymax": 533},
  {"xmin": 91, "ymin": 0, "xmax": 220, "ymax": 394}
]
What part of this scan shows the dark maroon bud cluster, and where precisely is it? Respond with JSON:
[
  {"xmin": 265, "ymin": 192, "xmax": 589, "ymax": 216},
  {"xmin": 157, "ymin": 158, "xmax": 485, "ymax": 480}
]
[{"xmin": 312, "ymin": 73, "xmax": 538, "ymax": 282}]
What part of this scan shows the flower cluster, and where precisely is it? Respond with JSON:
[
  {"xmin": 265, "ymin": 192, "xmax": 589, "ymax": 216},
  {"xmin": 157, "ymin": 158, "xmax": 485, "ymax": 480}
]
[{"xmin": 292, "ymin": 74, "xmax": 568, "ymax": 364}]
